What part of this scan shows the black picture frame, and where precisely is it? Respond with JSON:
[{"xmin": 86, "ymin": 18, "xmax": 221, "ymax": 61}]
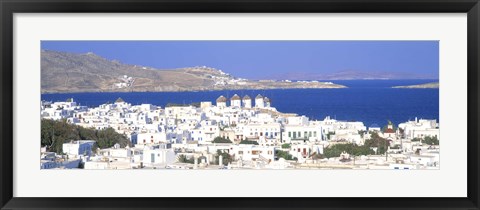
[{"xmin": 1, "ymin": 0, "xmax": 479, "ymax": 209}]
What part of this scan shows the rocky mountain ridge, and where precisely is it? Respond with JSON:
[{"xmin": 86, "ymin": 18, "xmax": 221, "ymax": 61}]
[{"xmin": 41, "ymin": 50, "xmax": 346, "ymax": 93}]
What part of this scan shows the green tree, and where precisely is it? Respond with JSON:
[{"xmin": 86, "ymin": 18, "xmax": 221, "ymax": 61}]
[
  {"xmin": 212, "ymin": 136, "xmax": 232, "ymax": 144},
  {"xmin": 411, "ymin": 138, "xmax": 421, "ymax": 142},
  {"xmin": 40, "ymin": 119, "xmax": 55, "ymax": 149},
  {"xmin": 239, "ymin": 140, "xmax": 259, "ymax": 145},
  {"xmin": 281, "ymin": 143, "xmax": 291, "ymax": 149},
  {"xmin": 178, "ymin": 154, "xmax": 195, "ymax": 164},
  {"xmin": 41, "ymin": 119, "xmax": 131, "ymax": 154},
  {"xmin": 323, "ymin": 143, "xmax": 376, "ymax": 158},
  {"xmin": 398, "ymin": 127, "xmax": 405, "ymax": 138},
  {"xmin": 326, "ymin": 132, "xmax": 335, "ymax": 140},
  {"xmin": 358, "ymin": 130, "xmax": 365, "ymax": 138},
  {"xmin": 423, "ymin": 136, "xmax": 439, "ymax": 145},
  {"xmin": 323, "ymin": 143, "xmax": 353, "ymax": 158},
  {"xmin": 390, "ymin": 145, "xmax": 401, "ymax": 149},
  {"xmin": 364, "ymin": 132, "xmax": 389, "ymax": 154},
  {"xmin": 215, "ymin": 150, "xmax": 233, "ymax": 166},
  {"xmin": 276, "ymin": 150, "xmax": 297, "ymax": 160}
]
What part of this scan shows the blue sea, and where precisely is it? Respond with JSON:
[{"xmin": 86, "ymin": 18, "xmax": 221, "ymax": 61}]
[{"xmin": 41, "ymin": 80, "xmax": 439, "ymax": 128}]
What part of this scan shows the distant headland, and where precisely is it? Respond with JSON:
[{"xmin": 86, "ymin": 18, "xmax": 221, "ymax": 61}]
[
  {"xmin": 41, "ymin": 50, "xmax": 346, "ymax": 93},
  {"xmin": 392, "ymin": 82, "xmax": 439, "ymax": 89}
]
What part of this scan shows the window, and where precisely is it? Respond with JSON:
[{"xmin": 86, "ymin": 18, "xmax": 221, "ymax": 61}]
[
  {"xmin": 239, "ymin": 151, "xmax": 243, "ymax": 154},
  {"xmin": 288, "ymin": 132, "xmax": 291, "ymax": 137},
  {"xmin": 314, "ymin": 131, "xmax": 317, "ymax": 137},
  {"xmin": 309, "ymin": 131, "xmax": 312, "ymax": 137}
]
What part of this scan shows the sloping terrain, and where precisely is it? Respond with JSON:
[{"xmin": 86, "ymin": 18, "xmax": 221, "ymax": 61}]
[
  {"xmin": 41, "ymin": 50, "xmax": 345, "ymax": 93},
  {"xmin": 392, "ymin": 82, "xmax": 439, "ymax": 89}
]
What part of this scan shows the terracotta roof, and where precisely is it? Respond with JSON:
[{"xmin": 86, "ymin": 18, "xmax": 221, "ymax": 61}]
[
  {"xmin": 231, "ymin": 94, "xmax": 241, "ymax": 100},
  {"xmin": 384, "ymin": 128, "xmax": 395, "ymax": 133},
  {"xmin": 264, "ymin": 97, "xmax": 271, "ymax": 102},
  {"xmin": 216, "ymin": 95, "xmax": 227, "ymax": 102},
  {"xmin": 242, "ymin": 95, "xmax": 251, "ymax": 100}
]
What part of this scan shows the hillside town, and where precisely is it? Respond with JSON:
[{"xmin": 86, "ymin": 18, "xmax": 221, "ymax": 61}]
[{"xmin": 40, "ymin": 95, "xmax": 440, "ymax": 170}]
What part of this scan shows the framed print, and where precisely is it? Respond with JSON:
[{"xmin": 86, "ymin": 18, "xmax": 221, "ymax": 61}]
[{"xmin": 1, "ymin": 0, "xmax": 479, "ymax": 209}]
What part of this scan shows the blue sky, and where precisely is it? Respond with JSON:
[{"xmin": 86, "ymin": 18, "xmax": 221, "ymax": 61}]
[{"xmin": 41, "ymin": 41, "xmax": 439, "ymax": 79}]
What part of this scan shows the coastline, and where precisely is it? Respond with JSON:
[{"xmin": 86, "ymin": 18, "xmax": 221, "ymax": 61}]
[
  {"xmin": 41, "ymin": 85, "xmax": 347, "ymax": 94},
  {"xmin": 392, "ymin": 82, "xmax": 439, "ymax": 89}
]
